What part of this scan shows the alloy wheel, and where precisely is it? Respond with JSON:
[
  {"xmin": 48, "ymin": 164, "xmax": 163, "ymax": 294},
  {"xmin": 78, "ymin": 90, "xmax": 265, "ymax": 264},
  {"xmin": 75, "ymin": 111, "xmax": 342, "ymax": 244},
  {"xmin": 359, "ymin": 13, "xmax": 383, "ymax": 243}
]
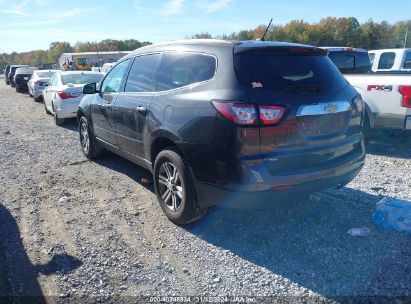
[
  {"xmin": 158, "ymin": 162, "xmax": 184, "ymax": 212},
  {"xmin": 80, "ymin": 122, "xmax": 90, "ymax": 154}
]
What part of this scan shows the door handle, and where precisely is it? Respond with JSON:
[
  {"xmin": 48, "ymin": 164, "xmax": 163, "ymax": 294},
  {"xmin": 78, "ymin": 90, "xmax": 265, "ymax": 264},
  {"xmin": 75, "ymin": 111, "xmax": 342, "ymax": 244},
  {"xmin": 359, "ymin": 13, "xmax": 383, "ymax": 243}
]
[{"xmin": 136, "ymin": 106, "xmax": 147, "ymax": 114}]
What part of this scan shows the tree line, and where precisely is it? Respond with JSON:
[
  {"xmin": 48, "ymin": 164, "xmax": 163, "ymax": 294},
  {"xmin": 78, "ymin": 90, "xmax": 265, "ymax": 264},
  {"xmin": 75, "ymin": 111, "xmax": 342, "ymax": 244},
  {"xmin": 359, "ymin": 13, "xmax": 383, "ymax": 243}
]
[
  {"xmin": 197, "ymin": 17, "xmax": 411, "ymax": 50},
  {"xmin": 0, "ymin": 39, "xmax": 152, "ymax": 68},
  {"xmin": 1, "ymin": 17, "xmax": 410, "ymax": 68}
]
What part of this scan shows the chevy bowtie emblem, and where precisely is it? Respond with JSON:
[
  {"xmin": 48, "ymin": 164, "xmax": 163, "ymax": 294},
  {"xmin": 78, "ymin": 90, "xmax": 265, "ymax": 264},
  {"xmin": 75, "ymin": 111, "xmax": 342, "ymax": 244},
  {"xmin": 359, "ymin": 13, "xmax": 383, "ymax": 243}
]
[{"xmin": 324, "ymin": 104, "xmax": 338, "ymax": 113}]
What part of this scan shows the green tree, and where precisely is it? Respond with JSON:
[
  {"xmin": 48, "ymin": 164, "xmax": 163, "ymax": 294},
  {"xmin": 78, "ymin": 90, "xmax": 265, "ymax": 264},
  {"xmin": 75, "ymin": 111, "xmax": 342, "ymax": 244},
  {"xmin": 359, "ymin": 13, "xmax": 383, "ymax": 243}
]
[{"xmin": 47, "ymin": 42, "xmax": 73, "ymax": 63}]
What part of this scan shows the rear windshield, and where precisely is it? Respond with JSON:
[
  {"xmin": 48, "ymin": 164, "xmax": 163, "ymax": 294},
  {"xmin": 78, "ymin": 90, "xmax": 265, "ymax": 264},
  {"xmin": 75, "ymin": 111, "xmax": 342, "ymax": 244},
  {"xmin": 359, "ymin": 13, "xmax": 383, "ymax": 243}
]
[
  {"xmin": 37, "ymin": 71, "xmax": 56, "ymax": 78},
  {"xmin": 328, "ymin": 51, "xmax": 371, "ymax": 74},
  {"xmin": 61, "ymin": 73, "xmax": 103, "ymax": 85},
  {"xmin": 234, "ymin": 51, "xmax": 348, "ymax": 93}
]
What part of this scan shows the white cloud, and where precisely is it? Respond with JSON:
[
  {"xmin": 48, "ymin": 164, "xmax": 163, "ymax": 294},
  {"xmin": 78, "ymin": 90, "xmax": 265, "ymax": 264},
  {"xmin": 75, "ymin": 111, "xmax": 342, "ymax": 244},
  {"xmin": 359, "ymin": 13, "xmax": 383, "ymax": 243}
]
[
  {"xmin": 55, "ymin": 7, "xmax": 101, "ymax": 18},
  {"xmin": 202, "ymin": 0, "xmax": 233, "ymax": 13},
  {"xmin": 0, "ymin": 9, "xmax": 30, "ymax": 16},
  {"xmin": 134, "ymin": 0, "xmax": 142, "ymax": 10},
  {"xmin": 163, "ymin": 0, "xmax": 185, "ymax": 16},
  {"xmin": 18, "ymin": 20, "xmax": 59, "ymax": 26}
]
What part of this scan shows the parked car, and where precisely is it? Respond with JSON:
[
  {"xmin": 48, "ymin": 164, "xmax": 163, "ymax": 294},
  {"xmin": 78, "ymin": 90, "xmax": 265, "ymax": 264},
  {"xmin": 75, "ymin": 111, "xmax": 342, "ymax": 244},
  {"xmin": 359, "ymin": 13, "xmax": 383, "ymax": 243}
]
[
  {"xmin": 324, "ymin": 47, "xmax": 411, "ymax": 135},
  {"xmin": 4, "ymin": 65, "xmax": 11, "ymax": 84},
  {"xmin": 101, "ymin": 62, "xmax": 115, "ymax": 74},
  {"xmin": 8, "ymin": 65, "xmax": 28, "ymax": 87},
  {"xmin": 28, "ymin": 70, "xmax": 61, "ymax": 102},
  {"xmin": 369, "ymin": 48, "xmax": 411, "ymax": 72},
  {"xmin": 14, "ymin": 67, "xmax": 38, "ymax": 93},
  {"xmin": 43, "ymin": 71, "xmax": 103, "ymax": 125},
  {"xmin": 78, "ymin": 39, "xmax": 366, "ymax": 224}
]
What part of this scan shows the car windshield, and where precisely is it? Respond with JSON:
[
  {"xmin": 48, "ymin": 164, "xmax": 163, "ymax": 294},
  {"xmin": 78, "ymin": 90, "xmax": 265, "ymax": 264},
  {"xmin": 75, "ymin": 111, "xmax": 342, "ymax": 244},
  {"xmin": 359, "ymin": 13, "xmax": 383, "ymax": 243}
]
[
  {"xmin": 37, "ymin": 71, "xmax": 56, "ymax": 78},
  {"xmin": 61, "ymin": 73, "xmax": 103, "ymax": 85},
  {"xmin": 234, "ymin": 50, "xmax": 348, "ymax": 93}
]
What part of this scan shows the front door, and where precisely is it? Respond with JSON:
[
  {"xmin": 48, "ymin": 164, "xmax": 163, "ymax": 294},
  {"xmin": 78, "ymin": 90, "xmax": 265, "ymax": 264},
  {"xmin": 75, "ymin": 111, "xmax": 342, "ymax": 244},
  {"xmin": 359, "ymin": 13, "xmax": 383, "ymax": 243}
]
[
  {"xmin": 114, "ymin": 54, "xmax": 161, "ymax": 158},
  {"xmin": 91, "ymin": 59, "xmax": 131, "ymax": 145}
]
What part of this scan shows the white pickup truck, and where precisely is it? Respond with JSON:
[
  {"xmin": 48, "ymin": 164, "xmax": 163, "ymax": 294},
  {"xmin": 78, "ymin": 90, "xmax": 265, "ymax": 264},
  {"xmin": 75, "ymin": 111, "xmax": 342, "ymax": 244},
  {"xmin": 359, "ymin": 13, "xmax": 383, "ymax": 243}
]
[
  {"xmin": 368, "ymin": 48, "xmax": 411, "ymax": 72},
  {"xmin": 324, "ymin": 47, "xmax": 411, "ymax": 133}
]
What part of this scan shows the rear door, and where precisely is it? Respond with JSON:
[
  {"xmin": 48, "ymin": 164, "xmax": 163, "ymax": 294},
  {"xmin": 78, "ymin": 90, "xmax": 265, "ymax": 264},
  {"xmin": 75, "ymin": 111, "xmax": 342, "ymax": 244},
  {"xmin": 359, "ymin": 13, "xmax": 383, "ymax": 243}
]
[
  {"xmin": 113, "ymin": 53, "xmax": 161, "ymax": 158},
  {"xmin": 92, "ymin": 59, "xmax": 131, "ymax": 145}
]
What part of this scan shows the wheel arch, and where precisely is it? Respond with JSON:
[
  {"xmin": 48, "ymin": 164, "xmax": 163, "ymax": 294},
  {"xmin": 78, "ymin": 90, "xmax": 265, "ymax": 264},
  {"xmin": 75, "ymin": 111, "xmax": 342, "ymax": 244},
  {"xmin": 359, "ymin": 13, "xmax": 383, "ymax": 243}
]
[{"xmin": 149, "ymin": 130, "xmax": 187, "ymax": 168}]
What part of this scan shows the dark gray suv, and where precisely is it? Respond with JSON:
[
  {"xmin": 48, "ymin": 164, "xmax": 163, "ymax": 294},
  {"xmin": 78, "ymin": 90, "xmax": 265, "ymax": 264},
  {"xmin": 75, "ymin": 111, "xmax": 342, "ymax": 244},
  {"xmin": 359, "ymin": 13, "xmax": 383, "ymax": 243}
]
[{"xmin": 78, "ymin": 39, "xmax": 365, "ymax": 224}]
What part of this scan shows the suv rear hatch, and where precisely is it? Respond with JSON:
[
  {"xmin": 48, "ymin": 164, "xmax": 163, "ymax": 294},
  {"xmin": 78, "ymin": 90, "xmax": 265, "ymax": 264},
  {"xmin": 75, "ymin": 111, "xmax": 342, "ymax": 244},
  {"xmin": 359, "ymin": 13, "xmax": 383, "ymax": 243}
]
[{"xmin": 233, "ymin": 45, "xmax": 364, "ymax": 175}]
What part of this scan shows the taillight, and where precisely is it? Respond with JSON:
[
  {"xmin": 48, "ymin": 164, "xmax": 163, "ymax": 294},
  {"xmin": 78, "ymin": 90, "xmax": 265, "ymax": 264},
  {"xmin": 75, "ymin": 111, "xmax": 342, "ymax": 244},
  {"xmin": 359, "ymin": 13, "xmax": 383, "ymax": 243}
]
[
  {"xmin": 259, "ymin": 106, "xmax": 286, "ymax": 125},
  {"xmin": 212, "ymin": 101, "xmax": 285, "ymax": 126},
  {"xmin": 57, "ymin": 91, "xmax": 76, "ymax": 100},
  {"xmin": 399, "ymin": 86, "xmax": 411, "ymax": 108},
  {"xmin": 212, "ymin": 101, "xmax": 258, "ymax": 125}
]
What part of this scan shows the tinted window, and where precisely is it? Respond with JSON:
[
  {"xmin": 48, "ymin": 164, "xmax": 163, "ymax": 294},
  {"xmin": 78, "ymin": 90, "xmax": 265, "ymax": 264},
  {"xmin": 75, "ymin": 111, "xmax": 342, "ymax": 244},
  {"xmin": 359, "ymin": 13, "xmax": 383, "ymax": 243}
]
[
  {"xmin": 101, "ymin": 59, "xmax": 130, "ymax": 93},
  {"xmin": 235, "ymin": 51, "xmax": 347, "ymax": 92},
  {"xmin": 156, "ymin": 52, "xmax": 216, "ymax": 91},
  {"xmin": 378, "ymin": 52, "xmax": 396, "ymax": 69},
  {"xmin": 403, "ymin": 52, "xmax": 411, "ymax": 69},
  {"xmin": 125, "ymin": 54, "xmax": 161, "ymax": 92},
  {"xmin": 61, "ymin": 73, "xmax": 103, "ymax": 85},
  {"xmin": 327, "ymin": 51, "xmax": 371, "ymax": 74}
]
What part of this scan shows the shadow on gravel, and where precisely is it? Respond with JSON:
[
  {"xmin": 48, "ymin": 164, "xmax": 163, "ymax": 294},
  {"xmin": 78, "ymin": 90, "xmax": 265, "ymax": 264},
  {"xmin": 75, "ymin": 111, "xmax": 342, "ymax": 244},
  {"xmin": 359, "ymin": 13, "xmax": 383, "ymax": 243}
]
[
  {"xmin": 94, "ymin": 151, "xmax": 154, "ymax": 192},
  {"xmin": 0, "ymin": 204, "xmax": 82, "ymax": 303},
  {"xmin": 186, "ymin": 187, "xmax": 411, "ymax": 297},
  {"xmin": 60, "ymin": 119, "xmax": 78, "ymax": 132},
  {"xmin": 366, "ymin": 130, "xmax": 411, "ymax": 159}
]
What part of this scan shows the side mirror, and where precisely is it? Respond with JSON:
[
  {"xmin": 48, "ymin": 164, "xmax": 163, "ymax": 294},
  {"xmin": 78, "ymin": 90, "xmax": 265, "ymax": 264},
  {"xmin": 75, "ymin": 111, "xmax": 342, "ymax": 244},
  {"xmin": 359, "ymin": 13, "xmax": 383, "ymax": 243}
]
[{"xmin": 83, "ymin": 83, "xmax": 98, "ymax": 94}]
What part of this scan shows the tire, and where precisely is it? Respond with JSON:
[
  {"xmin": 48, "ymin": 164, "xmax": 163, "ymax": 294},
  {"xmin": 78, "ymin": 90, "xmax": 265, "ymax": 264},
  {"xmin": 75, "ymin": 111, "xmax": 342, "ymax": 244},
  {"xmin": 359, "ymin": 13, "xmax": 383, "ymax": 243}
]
[
  {"xmin": 6, "ymin": 81, "xmax": 9, "ymax": 85},
  {"xmin": 79, "ymin": 116, "xmax": 104, "ymax": 159},
  {"xmin": 35, "ymin": 96, "xmax": 43, "ymax": 103},
  {"xmin": 53, "ymin": 104, "xmax": 65, "ymax": 126},
  {"xmin": 153, "ymin": 148, "xmax": 205, "ymax": 225},
  {"xmin": 15, "ymin": 86, "xmax": 20, "ymax": 93}
]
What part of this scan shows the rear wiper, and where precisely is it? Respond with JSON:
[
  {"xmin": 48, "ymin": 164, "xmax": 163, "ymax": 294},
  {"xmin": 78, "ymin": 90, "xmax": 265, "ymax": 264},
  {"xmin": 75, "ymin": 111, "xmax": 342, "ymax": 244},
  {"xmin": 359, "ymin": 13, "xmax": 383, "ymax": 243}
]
[{"xmin": 285, "ymin": 85, "xmax": 325, "ymax": 93}]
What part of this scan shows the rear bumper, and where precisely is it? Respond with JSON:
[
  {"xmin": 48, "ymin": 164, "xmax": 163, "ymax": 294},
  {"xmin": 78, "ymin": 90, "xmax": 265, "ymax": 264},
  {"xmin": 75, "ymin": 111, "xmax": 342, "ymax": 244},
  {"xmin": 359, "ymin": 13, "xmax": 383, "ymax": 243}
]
[
  {"xmin": 55, "ymin": 100, "xmax": 81, "ymax": 119},
  {"xmin": 15, "ymin": 83, "xmax": 28, "ymax": 89},
  {"xmin": 195, "ymin": 139, "xmax": 366, "ymax": 208},
  {"xmin": 33, "ymin": 88, "xmax": 46, "ymax": 98}
]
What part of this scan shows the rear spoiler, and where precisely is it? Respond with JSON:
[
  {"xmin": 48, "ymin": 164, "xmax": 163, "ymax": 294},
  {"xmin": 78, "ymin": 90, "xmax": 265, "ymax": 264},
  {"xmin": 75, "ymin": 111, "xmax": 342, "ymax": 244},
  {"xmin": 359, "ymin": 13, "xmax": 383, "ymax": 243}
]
[{"xmin": 234, "ymin": 45, "xmax": 328, "ymax": 56}]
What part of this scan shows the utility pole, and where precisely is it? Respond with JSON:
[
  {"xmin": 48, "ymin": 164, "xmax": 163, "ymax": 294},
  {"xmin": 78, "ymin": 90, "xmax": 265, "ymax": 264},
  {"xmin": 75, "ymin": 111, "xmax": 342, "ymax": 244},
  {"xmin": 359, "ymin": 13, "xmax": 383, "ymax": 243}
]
[
  {"xmin": 405, "ymin": 26, "xmax": 409, "ymax": 48},
  {"xmin": 94, "ymin": 42, "xmax": 101, "ymax": 67}
]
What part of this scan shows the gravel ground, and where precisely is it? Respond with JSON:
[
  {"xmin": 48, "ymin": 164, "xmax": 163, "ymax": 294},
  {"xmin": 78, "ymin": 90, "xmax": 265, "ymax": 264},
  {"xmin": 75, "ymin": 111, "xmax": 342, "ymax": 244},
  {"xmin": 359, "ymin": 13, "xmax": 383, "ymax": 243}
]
[{"xmin": 0, "ymin": 77, "xmax": 411, "ymax": 303}]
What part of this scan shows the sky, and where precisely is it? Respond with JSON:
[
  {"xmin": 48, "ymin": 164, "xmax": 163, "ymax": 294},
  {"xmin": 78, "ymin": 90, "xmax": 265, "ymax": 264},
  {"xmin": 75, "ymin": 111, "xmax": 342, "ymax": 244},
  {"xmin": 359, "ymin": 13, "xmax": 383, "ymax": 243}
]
[{"xmin": 0, "ymin": 0, "xmax": 410, "ymax": 53}]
